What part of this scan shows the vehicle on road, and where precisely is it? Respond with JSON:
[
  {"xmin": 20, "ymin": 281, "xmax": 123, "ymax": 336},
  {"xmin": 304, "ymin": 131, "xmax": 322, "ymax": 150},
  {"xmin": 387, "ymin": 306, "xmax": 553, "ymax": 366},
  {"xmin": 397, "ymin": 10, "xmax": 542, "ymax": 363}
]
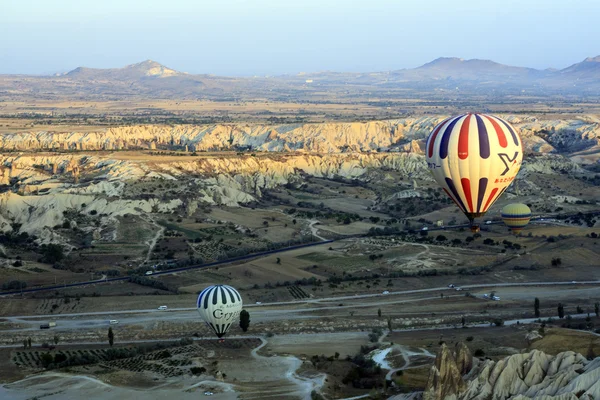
[
  {"xmin": 455, "ymin": 287, "xmax": 463, "ymax": 291},
  {"xmin": 255, "ymin": 302, "xmax": 262, "ymax": 305},
  {"xmin": 109, "ymin": 320, "xmax": 119, "ymax": 325},
  {"xmin": 421, "ymin": 226, "xmax": 428, "ymax": 231},
  {"xmin": 485, "ymin": 220, "xmax": 492, "ymax": 225},
  {"xmin": 483, "ymin": 294, "xmax": 489, "ymax": 298},
  {"xmin": 145, "ymin": 271, "xmax": 153, "ymax": 275},
  {"xmin": 572, "ymin": 280, "xmax": 577, "ymax": 284},
  {"xmin": 492, "ymin": 296, "xmax": 501, "ymax": 301},
  {"xmin": 448, "ymin": 284, "xmax": 455, "ymax": 288},
  {"xmin": 158, "ymin": 305, "xmax": 168, "ymax": 310},
  {"xmin": 382, "ymin": 290, "xmax": 390, "ymax": 295},
  {"xmin": 204, "ymin": 391, "xmax": 213, "ymax": 396}
]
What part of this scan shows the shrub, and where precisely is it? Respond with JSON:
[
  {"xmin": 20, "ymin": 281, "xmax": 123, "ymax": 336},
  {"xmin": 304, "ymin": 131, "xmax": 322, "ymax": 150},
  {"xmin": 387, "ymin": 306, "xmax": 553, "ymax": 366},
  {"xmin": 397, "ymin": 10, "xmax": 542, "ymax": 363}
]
[
  {"xmin": 190, "ymin": 366, "xmax": 207, "ymax": 375},
  {"xmin": 474, "ymin": 349, "xmax": 485, "ymax": 357}
]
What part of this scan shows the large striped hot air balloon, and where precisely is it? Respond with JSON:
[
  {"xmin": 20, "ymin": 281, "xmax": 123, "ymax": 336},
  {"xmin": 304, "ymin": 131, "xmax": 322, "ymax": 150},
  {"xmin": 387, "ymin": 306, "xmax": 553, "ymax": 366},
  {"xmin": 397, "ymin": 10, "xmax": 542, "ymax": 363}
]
[
  {"xmin": 197, "ymin": 284, "xmax": 243, "ymax": 339},
  {"xmin": 425, "ymin": 113, "xmax": 523, "ymax": 231},
  {"xmin": 501, "ymin": 203, "xmax": 531, "ymax": 235}
]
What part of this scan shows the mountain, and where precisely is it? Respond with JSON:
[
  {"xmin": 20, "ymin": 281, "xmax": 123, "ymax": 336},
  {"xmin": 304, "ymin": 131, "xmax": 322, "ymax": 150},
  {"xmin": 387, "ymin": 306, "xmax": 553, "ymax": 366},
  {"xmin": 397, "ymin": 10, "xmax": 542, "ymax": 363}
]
[
  {"xmin": 409, "ymin": 57, "xmax": 548, "ymax": 81},
  {"xmin": 65, "ymin": 60, "xmax": 181, "ymax": 80},
  {"xmin": 559, "ymin": 56, "xmax": 600, "ymax": 80},
  {"xmin": 1, "ymin": 56, "xmax": 600, "ymax": 100}
]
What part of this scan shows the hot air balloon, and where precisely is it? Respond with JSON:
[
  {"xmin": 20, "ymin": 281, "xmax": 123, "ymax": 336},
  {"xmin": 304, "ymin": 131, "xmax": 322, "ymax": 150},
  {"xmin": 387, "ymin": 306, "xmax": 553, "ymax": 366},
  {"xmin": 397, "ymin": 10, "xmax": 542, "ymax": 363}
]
[
  {"xmin": 501, "ymin": 203, "xmax": 531, "ymax": 235},
  {"xmin": 426, "ymin": 113, "xmax": 523, "ymax": 232},
  {"xmin": 197, "ymin": 284, "xmax": 243, "ymax": 339}
]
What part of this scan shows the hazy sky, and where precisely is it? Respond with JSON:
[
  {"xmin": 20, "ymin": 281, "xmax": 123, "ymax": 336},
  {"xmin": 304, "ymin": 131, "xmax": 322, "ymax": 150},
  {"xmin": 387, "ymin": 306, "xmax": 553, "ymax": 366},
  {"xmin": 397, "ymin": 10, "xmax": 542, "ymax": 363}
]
[{"xmin": 1, "ymin": 0, "xmax": 599, "ymax": 75}]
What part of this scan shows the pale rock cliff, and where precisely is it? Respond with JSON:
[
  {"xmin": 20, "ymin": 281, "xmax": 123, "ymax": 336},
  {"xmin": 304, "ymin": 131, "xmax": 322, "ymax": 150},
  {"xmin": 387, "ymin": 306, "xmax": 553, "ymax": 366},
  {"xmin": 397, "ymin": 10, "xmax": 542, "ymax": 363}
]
[
  {"xmin": 1, "ymin": 116, "xmax": 598, "ymax": 158},
  {"xmin": 423, "ymin": 344, "xmax": 600, "ymax": 400}
]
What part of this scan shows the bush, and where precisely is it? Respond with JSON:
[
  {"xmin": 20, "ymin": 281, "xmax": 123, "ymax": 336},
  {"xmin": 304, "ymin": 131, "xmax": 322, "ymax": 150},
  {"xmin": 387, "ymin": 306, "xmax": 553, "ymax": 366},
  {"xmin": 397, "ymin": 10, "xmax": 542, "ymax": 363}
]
[
  {"xmin": 41, "ymin": 244, "xmax": 64, "ymax": 263},
  {"xmin": 474, "ymin": 349, "xmax": 485, "ymax": 357},
  {"xmin": 190, "ymin": 366, "xmax": 206, "ymax": 375},
  {"xmin": 1, "ymin": 280, "xmax": 27, "ymax": 290},
  {"xmin": 466, "ymin": 336, "xmax": 474, "ymax": 342}
]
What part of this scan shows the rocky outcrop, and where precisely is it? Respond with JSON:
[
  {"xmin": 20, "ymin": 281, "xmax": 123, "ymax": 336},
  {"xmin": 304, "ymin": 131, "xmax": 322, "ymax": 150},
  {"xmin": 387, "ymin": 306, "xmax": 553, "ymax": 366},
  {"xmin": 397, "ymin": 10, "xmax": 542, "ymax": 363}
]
[
  {"xmin": 454, "ymin": 342, "xmax": 473, "ymax": 376},
  {"xmin": 424, "ymin": 345, "xmax": 600, "ymax": 400},
  {"xmin": 1, "ymin": 116, "xmax": 598, "ymax": 158},
  {"xmin": 423, "ymin": 343, "xmax": 467, "ymax": 400}
]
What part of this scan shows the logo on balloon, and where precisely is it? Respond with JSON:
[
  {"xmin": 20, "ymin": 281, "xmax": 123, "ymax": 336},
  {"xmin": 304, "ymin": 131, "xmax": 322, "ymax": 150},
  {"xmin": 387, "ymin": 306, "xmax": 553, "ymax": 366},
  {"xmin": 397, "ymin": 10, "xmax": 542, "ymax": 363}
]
[
  {"xmin": 212, "ymin": 308, "xmax": 241, "ymax": 321},
  {"xmin": 498, "ymin": 152, "xmax": 520, "ymax": 176}
]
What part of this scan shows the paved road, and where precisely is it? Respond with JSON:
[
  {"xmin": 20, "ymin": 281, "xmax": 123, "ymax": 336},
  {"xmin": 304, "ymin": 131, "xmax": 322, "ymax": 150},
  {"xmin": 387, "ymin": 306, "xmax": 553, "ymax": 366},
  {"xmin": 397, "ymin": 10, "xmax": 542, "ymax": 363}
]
[
  {"xmin": 4, "ymin": 281, "xmax": 600, "ymax": 334},
  {"xmin": 5, "ymin": 279, "xmax": 600, "ymax": 321}
]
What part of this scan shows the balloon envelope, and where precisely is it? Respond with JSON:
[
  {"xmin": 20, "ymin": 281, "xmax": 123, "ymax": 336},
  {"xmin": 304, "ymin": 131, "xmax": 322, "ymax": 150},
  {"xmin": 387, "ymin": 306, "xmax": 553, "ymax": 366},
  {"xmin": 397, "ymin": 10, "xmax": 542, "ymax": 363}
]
[
  {"xmin": 425, "ymin": 113, "xmax": 523, "ymax": 224},
  {"xmin": 197, "ymin": 285, "xmax": 243, "ymax": 338},
  {"xmin": 501, "ymin": 203, "xmax": 531, "ymax": 234}
]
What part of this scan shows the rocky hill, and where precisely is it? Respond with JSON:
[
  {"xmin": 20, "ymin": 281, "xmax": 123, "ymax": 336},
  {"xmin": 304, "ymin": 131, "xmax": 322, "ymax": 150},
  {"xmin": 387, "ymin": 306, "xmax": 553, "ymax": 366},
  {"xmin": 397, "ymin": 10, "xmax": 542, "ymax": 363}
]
[
  {"xmin": 2, "ymin": 57, "xmax": 600, "ymax": 100},
  {"xmin": 0, "ymin": 116, "xmax": 599, "ymax": 160},
  {"xmin": 423, "ymin": 343, "xmax": 600, "ymax": 400}
]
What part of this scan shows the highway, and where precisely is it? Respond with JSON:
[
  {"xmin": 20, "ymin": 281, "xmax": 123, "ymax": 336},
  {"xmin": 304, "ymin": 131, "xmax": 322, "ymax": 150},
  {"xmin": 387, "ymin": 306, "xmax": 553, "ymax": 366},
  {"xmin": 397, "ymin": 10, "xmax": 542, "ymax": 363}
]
[{"xmin": 4, "ymin": 280, "xmax": 600, "ymax": 335}]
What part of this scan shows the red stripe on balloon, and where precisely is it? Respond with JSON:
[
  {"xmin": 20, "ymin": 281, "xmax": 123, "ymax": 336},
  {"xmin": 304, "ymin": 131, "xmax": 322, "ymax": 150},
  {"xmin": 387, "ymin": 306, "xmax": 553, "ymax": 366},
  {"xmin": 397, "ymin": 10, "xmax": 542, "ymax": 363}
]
[
  {"xmin": 484, "ymin": 114, "xmax": 507, "ymax": 148},
  {"xmin": 458, "ymin": 114, "xmax": 472, "ymax": 159},
  {"xmin": 428, "ymin": 117, "xmax": 451, "ymax": 158},
  {"xmin": 482, "ymin": 187, "xmax": 499, "ymax": 212},
  {"xmin": 461, "ymin": 178, "xmax": 474, "ymax": 212}
]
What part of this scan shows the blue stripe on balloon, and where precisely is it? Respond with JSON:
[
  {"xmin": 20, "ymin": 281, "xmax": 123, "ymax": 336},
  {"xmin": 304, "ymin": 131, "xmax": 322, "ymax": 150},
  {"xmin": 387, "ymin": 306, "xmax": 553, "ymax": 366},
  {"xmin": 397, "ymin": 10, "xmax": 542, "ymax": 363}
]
[
  {"xmin": 445, "ymin": 177, "xmax": 467, "ymax": 212},
  {"xmin": 497, "ymin": 118, "xmax": 519, "ymax": 146},
  {"xmin": 220, "ymin": 286, "xmax": 227, "ymax": 304},
  {"xmin": 224, "ymin": 286, "xmax": 236, "ymax": 303},
  {"xmin": 204, "ymin": 287, "xmax": 214, "ymax": 309},
  {"xmin": 439, "ymin": 115, "xmax": 464, "ymax": 159},
  {"xmin": 475, "ymin": 114, "xmax": 490, "ymax": 159},
  {"xmin": 198, "ymin": 287, "xmax": 211, "ymax": 308},
  {"xmin": 476, "ymin": 178, "xmax": 488, "ymax": 213},
  {"xmin": 212, "ymin": 286, "xmax": 220, "ymax": 305}
]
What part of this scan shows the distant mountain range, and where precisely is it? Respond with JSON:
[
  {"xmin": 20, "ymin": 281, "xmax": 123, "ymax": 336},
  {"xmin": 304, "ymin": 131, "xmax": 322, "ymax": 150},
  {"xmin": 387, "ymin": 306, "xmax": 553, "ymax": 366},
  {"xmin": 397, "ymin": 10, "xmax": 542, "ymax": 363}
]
[{"xmin": 1, "ymin": 56, "xmax": 599, "ymax": 101}]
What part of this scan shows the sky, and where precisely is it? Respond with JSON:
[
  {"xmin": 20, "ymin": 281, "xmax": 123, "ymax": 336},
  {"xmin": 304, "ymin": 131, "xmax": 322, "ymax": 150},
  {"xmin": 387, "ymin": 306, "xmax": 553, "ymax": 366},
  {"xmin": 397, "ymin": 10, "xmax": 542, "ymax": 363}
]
[{"xmin": 1, "ymin": 0, "xmax": 599, "ymax": 76}]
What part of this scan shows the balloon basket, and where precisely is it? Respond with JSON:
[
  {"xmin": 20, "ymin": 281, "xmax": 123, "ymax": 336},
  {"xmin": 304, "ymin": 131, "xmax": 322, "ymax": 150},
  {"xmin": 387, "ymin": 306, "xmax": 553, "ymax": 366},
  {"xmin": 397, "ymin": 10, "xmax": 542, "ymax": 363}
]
[{"xmin": 470, "ymin": 225, "xmax": 480, "ymax": 233}]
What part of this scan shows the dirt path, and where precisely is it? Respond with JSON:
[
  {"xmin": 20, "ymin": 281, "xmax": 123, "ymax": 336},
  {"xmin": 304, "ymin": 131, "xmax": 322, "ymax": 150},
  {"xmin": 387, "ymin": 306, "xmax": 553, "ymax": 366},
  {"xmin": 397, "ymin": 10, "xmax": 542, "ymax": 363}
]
[
  {"xmin": 308, "ymin": 219, "xmax": 327, "ymax": 241},
  {"xmin": 142, "ymin": 216, "xmax": 164, "ymax": 265}
]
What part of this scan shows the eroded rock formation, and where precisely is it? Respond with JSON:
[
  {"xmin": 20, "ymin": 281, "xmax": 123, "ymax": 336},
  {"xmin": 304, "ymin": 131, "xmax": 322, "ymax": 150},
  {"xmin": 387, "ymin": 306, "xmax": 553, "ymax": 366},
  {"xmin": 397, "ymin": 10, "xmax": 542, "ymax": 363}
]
[{"xmin": 423, "ymin": 343, "xmax": 600, "ymax": 400}]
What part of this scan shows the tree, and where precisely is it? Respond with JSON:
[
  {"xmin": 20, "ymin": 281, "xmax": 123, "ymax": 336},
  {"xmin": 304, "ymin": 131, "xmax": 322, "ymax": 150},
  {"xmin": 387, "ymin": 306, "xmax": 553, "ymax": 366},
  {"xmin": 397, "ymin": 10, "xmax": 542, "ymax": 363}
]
[
  {"xmin": 108, "ymin": 327, "xmax": 114, "ymax": 347},
  {"xmin": 595, "ymin": 302, "xmax": 599, "ymax": 317},
  {"xmin": 239, "ymin": 309, "xmax": 250, "ymax": 332},
  {"xmin": 23, "ymin": 339, "xmax": 27, "ymax": 349},
  {"xmin": 461, "ymin": 316, "xmax": 466, "ymax": 327},
  {"xmin": 558, "ymin": 303, "xmax": 565, "ymax": 319},
  {"xmin": 387, "ymin": 316, "xmax": 393, "ymax": 332},
  {"xmin": 577, "ymin": 306, "xmax": 584, "ymax": 314},
  {"xmin": 41, "ymin": 244, "xmax": 64, "ymax": 263},
  {"xmin": 53, "ymin": 335, "xmax": 59, "ymax": 347},
  {"xmin": 276, "ymin": 257, "xmax": 281, "ymax": 264},
  {"xmin": 377, "ymin": 308, "xmax": 382, "ymax": 318},
  {"xmin": 534, "ymin": 298, "xmax": 540, "ymax": 318},
  {"xmin": 27, "ymin": 337, "xmax": 32, "ymax": 348},
  {"xmin": 40, "ymin": 352, "xmax": 53, "ymax": 368}
]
